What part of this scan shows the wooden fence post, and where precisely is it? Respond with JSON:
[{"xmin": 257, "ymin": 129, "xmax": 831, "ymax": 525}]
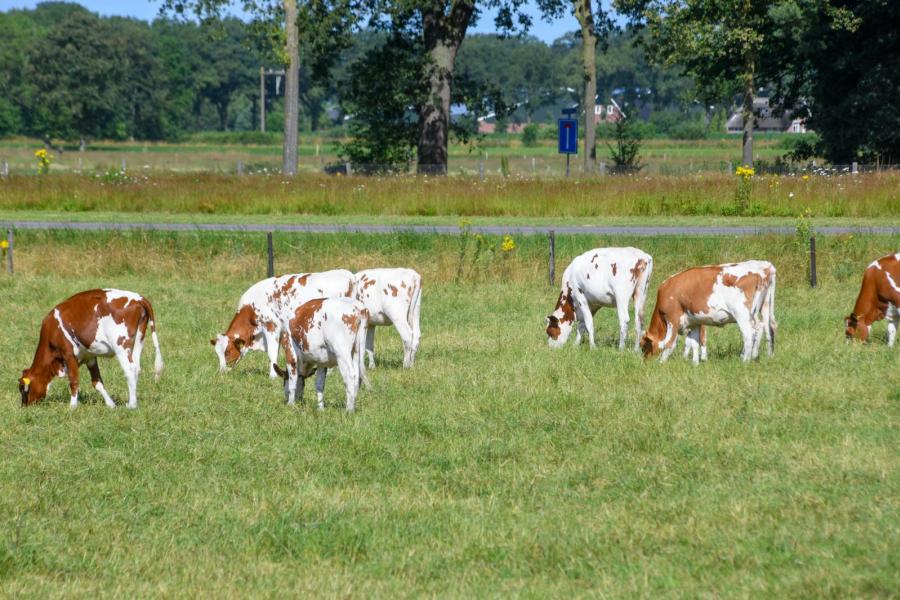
[
  {"xmin": 5, "ymin": 229, "xmax": 13, "ymax": 274},
  {"xmin": 267, "ymin": 232, "xmax": 274, "ymax": 278},
  {"xmin": 809, "ymin": 236, "xmax": 817, "ymax": 288},
  {"xmin": 548, "ymin": 230, "xmax": 556, "ymax": 286},
  {"xmin": 851, "ymin": 161, "xmax": 858, "ymax": 175},
  {"xmin": 345, "ymin": 162, "xmax": 352, "ymax": 177},
  {"xmin": 237, "ymin": 160, "xmax": 244, "ymax": 176},
  {"xmin": 1, "ymin": 159, "xmax": 8, "ymax": 178}
]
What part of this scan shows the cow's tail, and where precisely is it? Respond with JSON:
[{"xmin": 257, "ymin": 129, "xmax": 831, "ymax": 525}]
[
  {"xmin": 632, "ymin": 256, "xmax": 653, "ymax": 347},
  {"xmin": 142, "ymin": 298, "xmax": 164, "ymax": 380},
  {"xmin": 356, "ymin": 308, "xmax": 371, "ymax": 389},
  {"xmin": 762, "ymin": 269, "xmax": 777, "ymax": 355},
  {"xmin": 407, "ymin": 273, "xmax": 423, "ymax": 364}
]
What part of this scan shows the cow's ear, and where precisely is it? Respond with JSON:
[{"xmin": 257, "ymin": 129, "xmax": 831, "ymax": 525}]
[
  {"xmin": 209, "ymin": 338, "xmax": 217, "ymax": 346},
  {"xmin": 273, "ymin": 363, "xmax": 287, "ymax": 379}
]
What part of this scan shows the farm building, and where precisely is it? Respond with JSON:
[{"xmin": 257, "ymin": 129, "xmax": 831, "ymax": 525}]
[{"xmin": 725, "ymin": 97, "xmax": 810, "ymax": 133}]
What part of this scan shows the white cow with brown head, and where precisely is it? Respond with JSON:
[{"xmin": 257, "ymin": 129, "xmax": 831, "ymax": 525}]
[
  {"xmin": 845, "ymin": 252, "xmax": 900, "ymax": 346},
  {"xmin": 545, "ymin": 247, "xmax": 653, "ymax": 351},
  {"xmin": 211, "ymin": 270, "xmax": 355, "ymax": 377},
  {"xmin": 353, "ymin": 268, "xmax": 422, "ymax": 368},
  {"xmin": 18, "ymin": 289, "xmax": 163, "ymax": 408},
  {"xmin": 273, "ymin": 297, "xmax": 369, "ymax": 412},
  {"xmin": 641, "ymin": 260, "xmax": 777, "ymax": 363}
]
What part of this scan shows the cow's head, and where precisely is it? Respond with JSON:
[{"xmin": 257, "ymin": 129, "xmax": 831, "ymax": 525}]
[
  {"xmin": 640, "ymin": 332, "xmax": 661, "ymax": 358},
  {"xmin": 210, "ymin": 334, "xmax": 248, "ymax": 371},
  {"xmin": 844, "ymin": 313, "xmax": 869, "ymax": 342},
  {"xmin": 545, "ymin": 314, "xmax": 573, "ymax": 348},
  {"xmin": 18, "ymin": 369, "xmax": 47, "ymax": 406}
]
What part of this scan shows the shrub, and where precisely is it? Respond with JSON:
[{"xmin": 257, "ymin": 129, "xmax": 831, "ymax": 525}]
[{"xmin": 521, "ymin": 123, "xmax": 540, "ymax": 147}]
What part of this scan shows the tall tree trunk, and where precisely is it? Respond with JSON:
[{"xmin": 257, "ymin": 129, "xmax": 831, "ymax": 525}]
[
  {"xmin": 282, "ymin": 0, "xmax": 300, "ymax": 176},
  {"xmin": 216, "ymin": 102, "xmax": 229, "ymax": 131},
  {"xmin": 575, "ymin": 0, "xmax": 597, "ymax": 173},
  {"xmin": 417, "ymin": 1, "xmax": 474, "ymax": 176},
  {"xmin": 741, "ymin": 48, "xmax": 755, "ymax": 168}
]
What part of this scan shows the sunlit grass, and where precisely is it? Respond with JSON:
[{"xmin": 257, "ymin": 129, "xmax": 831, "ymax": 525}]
[
  {"xmin": 0, "ymin": 230, "xmax": 897, "ymax": 595},
  {"xmin": 1, "ymin": 171, "xmax": 897, "ymax": 219}
]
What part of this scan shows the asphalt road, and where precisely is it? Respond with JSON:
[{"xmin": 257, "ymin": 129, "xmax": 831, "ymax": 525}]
[{"xmin": 4, "ymin": 220, "xmax": 899, "ymax": 236}]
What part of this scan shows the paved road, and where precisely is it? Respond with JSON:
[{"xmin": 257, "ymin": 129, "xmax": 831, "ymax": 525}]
[{"xmin": 5, "ymin": 220, "xmax": 899, "ymax": 236}]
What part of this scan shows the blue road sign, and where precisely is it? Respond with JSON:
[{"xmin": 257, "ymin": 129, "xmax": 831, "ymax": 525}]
[{"xmin": 558, "ymin": 118, "xmax": 578, "ymax": 154}]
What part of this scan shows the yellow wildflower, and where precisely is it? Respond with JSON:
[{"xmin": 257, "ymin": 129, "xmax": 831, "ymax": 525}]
[
  {"xmin": 802, "ymin": 174, "xmax": 810, "ymax": 181},
  {"xmin": 735, "ymin": 165, "xmax": 755, "ymax": 179},
  {"xmin": 501, "ymin": 234, "xmax": 516, "ymax": 253},
  {"xmin": 0, "ymin": 240, "xmax": 7, "ymax": 249}
]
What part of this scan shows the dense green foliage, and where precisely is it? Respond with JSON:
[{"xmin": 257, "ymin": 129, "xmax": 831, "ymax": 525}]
[
  {"xmin": 770, "ymin": 0, "xmax": 900, "ymax": 163},
  {"xmin": 0, "ymin": 230, "xmax": 897, "ymax": 595}
]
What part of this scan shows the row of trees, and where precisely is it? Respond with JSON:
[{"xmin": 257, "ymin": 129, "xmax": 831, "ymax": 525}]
[
  {"xmin": 160, "ymin": 0, "xmax": 898, "ymax": 173},
  {"xmin": 1, "ymin": 1, "xmax": 896, "ymax": 173}
]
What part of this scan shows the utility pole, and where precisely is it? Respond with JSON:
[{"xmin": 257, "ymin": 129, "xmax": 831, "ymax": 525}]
[
  {"xmin": 282, "ymin": 0, "xmax": 300, "ymax": 176},
  {"xmin": 259, "ymin": 66, "xmax": 266, "ymax": 133}
]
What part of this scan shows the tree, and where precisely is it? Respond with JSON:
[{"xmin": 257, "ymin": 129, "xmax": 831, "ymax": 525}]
[
  {"xmin": 161, "ymin": 0, "xmax": 357, "ymax": 175},
  {"xmin": 618, "ymin": 0, "xmax": 780, "ymax": 167},
  {"xmin": 534, "ymin": 0, "xmax": 615, "ymax": 173},
  {"xmin": 770, "ymin": 0, "xmax": 900, "ymax": 164},
  {"xmin": 21, "ymin": 12, "xmax": 128, "ymax": 144}
]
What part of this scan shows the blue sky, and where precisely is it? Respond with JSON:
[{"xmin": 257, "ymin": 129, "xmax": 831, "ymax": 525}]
[{"xmin": 0, "ymin": 0, "xmax": 580, "ymax": 43}]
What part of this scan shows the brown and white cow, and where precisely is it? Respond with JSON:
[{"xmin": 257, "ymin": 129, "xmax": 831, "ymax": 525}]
[
  {"xmin": 546, "ymin": 247, "xmax": 653, "ymax": 350},
  {"xmin": 18, "ymin": 289, "xmax": 163, "ymax": 408},
  {"xmin": 272, "ymin": 297, "xmax": 369, "ymax": 412},
  {"xmin": 353, "ymin": 268, "xmax": 422, "ymax": 368},
  {"xmin": 211, "ymin": 270, "xmax": 354, "ymax": 378},
  {"xmin": 641, "ymin": 261, "xmax": 777, "ymax": 363},
  {"xmin": 845, "ymin": 252, "xmax": 900, "ymax": 346}
]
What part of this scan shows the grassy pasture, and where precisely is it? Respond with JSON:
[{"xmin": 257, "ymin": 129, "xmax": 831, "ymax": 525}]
[
  {"xmin": 0, "ymin": 230, "xmax": 897, "ymax": 596},
  {"xmin": 1, "ymin": 170, "xmax": 898, "ymax": 219},
  {"xmin": 0, "ymin": 135, "xmax": 801, "ymax": 177}
]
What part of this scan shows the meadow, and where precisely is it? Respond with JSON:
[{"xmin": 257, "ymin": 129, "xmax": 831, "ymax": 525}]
[
  {"xmin": 0, "ymin": 229, "xmax": 897, "ymax": 596},
  {"xmin": 0, "ymin": 135, "xmax": 807, "ymax": 177},
  {"xmin": 1, "ymin": 169, "xmax": 898, "ymax": 220}
]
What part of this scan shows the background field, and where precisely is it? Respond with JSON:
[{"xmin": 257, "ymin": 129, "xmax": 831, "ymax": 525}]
[
  {"xmin": 0, "ymin": 135, "xmax": 809, "ymax": 178},
  {"xmin": 0, "ymin": 230, "xmax": 897, "ymax": 596}
]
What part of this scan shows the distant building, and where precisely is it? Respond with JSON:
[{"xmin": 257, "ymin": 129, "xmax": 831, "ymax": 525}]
[
  {"xmin": 726, "ymin": 97, "xmax": 810, "ymax": 133},
  {"xmin": 593, "ymin": 98, "xmax": 626, "ymax": 124}
]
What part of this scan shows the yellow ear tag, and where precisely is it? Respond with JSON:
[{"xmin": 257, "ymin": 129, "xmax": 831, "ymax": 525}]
[{"xmin": 22, "ymin": 377, "xmax": 30, "ymax": 386}]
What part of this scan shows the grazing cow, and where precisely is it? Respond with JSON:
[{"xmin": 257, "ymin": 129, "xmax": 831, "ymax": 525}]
[
  {"xmin": 545, "ymin": 247, "xmax": 653, "ymax": 350},
  {"xmin": 272, "ymin": 297, "xmax": 369, "ymax": 412},
  {"xmin": 18, "ymin": 289, "xmax": 163, "ymax": 408},
  {"xmin": 353, "ymin": 268, "xmax": 422, "ymax": 368},
  {"xmin": 641, "ymin": 260, "xmax": 777, "ymax": 363},
  {"xmin": 845, "ymin": 253, "xmax": 900, "ymax": 346},
  {"xmin": 211, "ymin": 270, "xmax": 354, "ymax": 378}
]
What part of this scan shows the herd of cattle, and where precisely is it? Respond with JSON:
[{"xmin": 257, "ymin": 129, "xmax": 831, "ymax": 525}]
[{"xmin": 15, "ymin": 249, "xmax": 900, "ymax": 410}]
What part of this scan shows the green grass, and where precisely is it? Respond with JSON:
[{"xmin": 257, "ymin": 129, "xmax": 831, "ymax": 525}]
[
  {"xmin": 1, "ymin": 171, "xmax": 898, "ymax": 219},
  {"xmin": 2, "ymin": 208, "xmax": 897, "ymax": 229},
  {"xmin": 0, "ymin": 230, "xmax": 897, "ymax": 595},
  {"xmin": 0, "ymin": 135, "xmax": 805, "ymax": 177}
]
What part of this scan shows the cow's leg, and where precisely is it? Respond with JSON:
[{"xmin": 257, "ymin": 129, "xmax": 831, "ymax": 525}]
[
  {"xmin": 131, "ymin": 330, "xmax": 144, "ymax": 377},
  {"xmin": 659, "ymin": 322, "xmax": 678, "ymax": 362},
  {"xmin": 683, "ymin": 329, "xmax": 693, "ymax": 359},
  {"xmin": 615, "ymin": 293, "xmax": 631, "ymax": 350},
  {"xmin": 735, "ymin": 312, "xmax": 756, "ymax": 362},
  {"xmin": 264, "ymin": 329, "xmax": 280, "ymax": 379},
  {"xmin": 113, "ymin": 347, "xmax": 139, "ymax": 408},
  {"xmin": 284, "ymin": 363, "xmax": 299, "ymax": 405},
  {"xmin": 687, "ymin": 328, "xmax": 702, "ymax": 365},
  {"xmin": 699, "ymin": 326, "xmax": 708, "ymax": 362},
  {"xmin": 390, "ymin": 318, "xmax": 415, "ymax": 369},
  {"xmin": 887, "ymin": 317, "xmax": 897, "ymax": 348},
  {"xmin": 365, "ymin": 326, "xmax": 376, "ymax": 369},
  {"xmin": 336, "ymin": 358, "xmax": 359, "ymax": 412},
  {"xmin": 572, "ymin": 293, "xmax": 596, "ymax": 348},
  {"xmin": 86, "ymin": 359, "xmax": 116, "ymax": 408},
  {"xmin": 315, "ymin": 368, "xmax": 328, "ymax": 411},
  {"xmin": 65, "ymin": 355, "xmax": 80, "ymax": 408}
]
